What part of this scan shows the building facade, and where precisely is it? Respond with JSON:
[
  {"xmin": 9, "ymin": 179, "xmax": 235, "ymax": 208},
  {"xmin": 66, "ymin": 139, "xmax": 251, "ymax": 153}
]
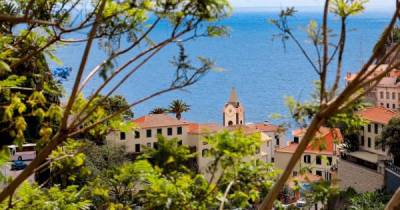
[
  {"xmin": 337, "ymin": 106, "xmax": 397, "ymax": 192},
  {"xmin": 346, "ymin": 64, "xmax": 400, "ymax": 110},
  {"xmin": 274, "ymin": 127, "xmax": 343, "ymax": 181}
]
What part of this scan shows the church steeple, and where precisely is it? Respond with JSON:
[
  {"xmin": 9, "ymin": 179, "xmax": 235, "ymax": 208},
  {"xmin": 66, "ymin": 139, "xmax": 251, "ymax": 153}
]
[
  {"xmin": 223, "ymin": 87, "xmax": 244, "ymax": 127},
  {"xmin": 228, "ymin": 87, "xmax": 239, "ymax": 104}
]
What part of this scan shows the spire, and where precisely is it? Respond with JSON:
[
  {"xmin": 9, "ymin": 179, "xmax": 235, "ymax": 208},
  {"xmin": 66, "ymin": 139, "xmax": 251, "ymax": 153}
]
[{"xmin": 228, "ymin": 87, "xmax": 239, "ymax": 104}]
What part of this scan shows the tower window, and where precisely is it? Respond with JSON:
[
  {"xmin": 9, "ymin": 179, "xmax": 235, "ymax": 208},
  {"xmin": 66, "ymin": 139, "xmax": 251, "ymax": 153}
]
[
  {"xmin": 236, "ymin": 113, "xmax": 239, "ymax": 124},
  {"xmin": 228, "ymin": 121, "xmax": 233, "ymax": 126}
]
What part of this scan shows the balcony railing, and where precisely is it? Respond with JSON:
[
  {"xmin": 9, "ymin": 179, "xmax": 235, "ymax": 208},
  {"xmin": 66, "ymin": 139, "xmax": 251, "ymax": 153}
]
[{"xmin": 385, "ymin": 160, "xmax": 400, "ymax": 175}]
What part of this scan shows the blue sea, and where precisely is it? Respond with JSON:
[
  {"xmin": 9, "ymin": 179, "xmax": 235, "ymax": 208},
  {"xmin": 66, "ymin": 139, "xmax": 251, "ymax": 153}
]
[{"xmin": 56, "ymin": 8, "xmax": 394, "ymax": 125}]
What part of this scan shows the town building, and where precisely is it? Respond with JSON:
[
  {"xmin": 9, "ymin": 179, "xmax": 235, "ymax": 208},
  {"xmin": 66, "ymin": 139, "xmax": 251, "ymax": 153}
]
[
  {"xmin": 105, "ymin": 88, "xmax": 282, "ymax": 175},
  {"xmin": 337, "ymin": 106, "xmax": 398, "ymax": 193},
  {"xmin": 346, "ymin": 64, "xmax": 400, "ymax": 110},
  {"xmin": 274, "ymin": 127, "xmax": 343, "ymax": 181}
]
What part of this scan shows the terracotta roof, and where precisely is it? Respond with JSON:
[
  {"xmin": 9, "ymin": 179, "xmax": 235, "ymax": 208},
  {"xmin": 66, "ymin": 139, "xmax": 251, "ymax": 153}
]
[
  {"xmin": 288, "ymin": 173, "xmax": 322, "ymax": 185},
  {"xmin": 278, "ymin": 127, "xmax": 343, "ymax": 155},
  {"xmin": 188, "ymin": 123, "xmax": 223, "ymax": 134},
  {"xmin": 132, "ymin": 114, "xmax": 189, "ymax": 128},
  {"xmin": 247, "ymin": 123, "xmax": 280, "ymax": 132},
  {"xmin": 357, "ymin": 106, "xmax": 397, "ymax": 124},
  {"xmin": 292, "ymin": 127, "xmax": 341, "ymax": 139},
  {"xmin": 346, "ymin": 64, "xmax": 400, "ymax": 85}
]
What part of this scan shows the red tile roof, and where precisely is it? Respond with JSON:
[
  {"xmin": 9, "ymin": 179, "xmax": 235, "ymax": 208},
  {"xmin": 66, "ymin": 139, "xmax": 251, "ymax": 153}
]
[
  {"xmin": 188, "ymin": 123, "xmax": 223, "ymax": 134},
  {"xmin": 132, "ymin": 114, "xmax": 190, "ymax": 128},
  {"xmin": 247, "ymin": 123, "xmax": 280, "ymax": 132},
  {"xmin": 357, "ymin": 106, "xmax": 397, "ymax": 124},
  {"xmin": 278, "ymin": 127, "xmax": 343, "ymax": 155}
]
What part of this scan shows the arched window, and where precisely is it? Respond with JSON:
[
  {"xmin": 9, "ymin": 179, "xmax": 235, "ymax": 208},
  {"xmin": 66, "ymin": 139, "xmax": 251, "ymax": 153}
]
[{"xmin": 228, "ymin": 121, "xmax": 233, "ymax": 126}]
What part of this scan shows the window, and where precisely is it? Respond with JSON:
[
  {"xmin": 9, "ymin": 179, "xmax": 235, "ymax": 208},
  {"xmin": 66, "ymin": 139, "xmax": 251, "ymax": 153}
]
[
  {"xmin": 367, "ymin": 124, "xmax": 371, "ymax": 132},
  {"xmin": 153, "ymin": 142, "xmax": 158, "ymax": 149},
  {"xmin": 294, "ymin": 136, "xmax": 299, "ymax": 143},
  {"xmin": 202, "ymin": 149, "xmax": 208, "ymax": 157},
  {"xmin": 146, "ymin": 129, "xmax": 152, "ymax": 138},
  {"xmin": 374, "ymin": 123, "xmax": 379, "ymax": 134},
  {"xmin": 387, "ymin": 92, "xmax": 390, "ymax": 99},
  {"xmin": 134, "ymin": 131, "xmax": 140, "ymax": 139},
  {"xmin": 167, "ymin": 127, "xmax": 173, "ymax": 136},
  {"xmin": 368, "ymin": 137, "xmax": 371, "ymax": 148},
  {"xmin": 316, "ymin": 170, "xmax": 322, "ymax": 176},
  {"xmin": 135, "ymin": 144, "xmax": 140, "ymax": 153},
  {"xmin": 303, "ymin": 155, "xmax": 311, "ymax": 164},
  {"xmin": 380, "ymin": 92, "xmax": 384, "ymax": 99},
  {"xmin": 393, "ymin": 92, "xmax": 396, "ymax": 99},
  {"xmin": 146, "ymin": 142, "xmax": 151, "ymax": 147},
  {"xmin": 316, "ymin": 155, "xmax": 322, "ymax": 165},
  {"xmin": 275, "ymin": 135, "xmax": 280, "ymax": 146},
  {"xmin": 177, "ymin": 127, "xmax": 182, "ymax": 135},
  {"xmin": 327, "ymin": 157, "xmax": 332, "ymax": 165},
  {"xmin": 360, "ymin": 136, "xmax": 365, "ymax": 146},
  {"xmin": 120, "ymin": 132, "xmax": 126, "ymax": 140},
  {"xmin": 271, "ymin": 157, "xmax": 275, "ymax": 162},
  {"xmin": 293, "ymin": 171, "xmax": 298, "ymax": 177},
  {"xmin": 387, "ymin": 103, "xmax": 390, "ymax": 108},
  {"xmin": 157, "ymin": 128, "xmax": 162, "ymax": 135}
]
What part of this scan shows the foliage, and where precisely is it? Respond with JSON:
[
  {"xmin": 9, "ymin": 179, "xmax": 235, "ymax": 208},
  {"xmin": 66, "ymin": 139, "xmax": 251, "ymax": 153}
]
[
  {"xmin": 139, "ymin": 135, "xmax": 196, "ymax": 174},
  {"xmin": 349, "ymin": 190, "xmax": 389, "ymax": 210},
  {"xmin": 98, "ymin": 94, "xmax": 134, "ymax": 120},
  {"xmin": 379, "ymin": 117, "xmax": 400, "ymax": 166},
  {"xmin": 149, "ymin": 107, "xmax": 168, "ymax": 114},
  {"xmin": 168, "ymin": 99, "xmax": 191, "ymax": 120},
  {"xmin": 0, "ymin": 182, "xmax": 91, "ymax": 210}
]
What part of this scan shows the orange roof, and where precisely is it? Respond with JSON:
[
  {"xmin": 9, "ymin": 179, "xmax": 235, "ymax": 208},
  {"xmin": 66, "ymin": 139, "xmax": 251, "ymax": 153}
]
[
  {"xmin": 188, "ymin": 123, "xmax": 223, "ymax": 134},
  {"xmin": 132, "ymin": 114, "xmax": 189, "ymax": 128},
  {"xmin": 346, "ymin": 64, "xmax": 400, "ymax": 84},
  {"xmin": 247, "ymin": 122, "xmax": 280, "ymax": 132},
  {"xmin": 278, "ymin": 127, "xmax": 343, "ymax": 155},
  {"xmin": 357, "ymin": 106, "xmax": 397, "ymax": 124}
]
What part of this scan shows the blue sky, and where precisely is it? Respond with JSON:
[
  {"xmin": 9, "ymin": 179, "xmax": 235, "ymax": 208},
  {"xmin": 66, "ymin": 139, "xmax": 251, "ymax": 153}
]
[{"xmin": 230, "ymin": 0, "xmax": 395, "ymax": 10}]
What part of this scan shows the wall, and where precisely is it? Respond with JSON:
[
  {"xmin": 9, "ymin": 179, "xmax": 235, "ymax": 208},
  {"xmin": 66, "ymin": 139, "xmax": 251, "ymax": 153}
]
[
  {"xmin": 359, "ymin": 122, "xmax": 388, "ymax": 156},
  {"xmin": 385, "ymin": 168, "xmax": 400, "ymax": 194},
  {"xmin": 338, "ymin": 159, "xmax": 384, "ymax": 193}
]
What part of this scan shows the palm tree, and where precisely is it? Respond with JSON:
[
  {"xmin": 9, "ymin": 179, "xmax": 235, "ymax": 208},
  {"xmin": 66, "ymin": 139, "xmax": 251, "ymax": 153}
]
[
  {"xmin": 168, "ymin": 100, "xmax": 190, "ymax": 120},
  {"xmin": 149, "ymin": 107, "xmax": 168, "ymax": 114}
]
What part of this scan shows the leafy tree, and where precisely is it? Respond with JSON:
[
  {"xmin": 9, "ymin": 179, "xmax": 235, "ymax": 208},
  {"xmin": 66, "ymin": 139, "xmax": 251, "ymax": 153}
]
[
  {"xmin": 149, "ymin": 107, "xmax": 168, "ymax": 114},
  {"xmin": 380, "ymin": 117, "xmax": 400, "ymax": 166},
  {"xmin": 99, "ymin": 94, "xmax": 134, "ymax": 120},
  {"xmin": 0, "ymin": 0, "xmax": 231, "ymax": 201},
  {"xmin": 139, "ymin": 135, "xmax": 196, "ymax": 174},
  {"xmin": 168, "ymin": 99, "xmax": 190, "ymax": 120},
  {"xmin": 258, "ymin": 0, "xmax": 400, "ymax": 208},
  {"xmin": 349, "ymin": 190, "xmax": 389, "ymax": 210}
]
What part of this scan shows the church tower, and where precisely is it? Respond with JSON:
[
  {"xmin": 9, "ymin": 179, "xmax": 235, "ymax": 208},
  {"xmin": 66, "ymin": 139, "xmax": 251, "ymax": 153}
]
[{"xmin": 223, "ymin": 87, "xmax": 244, "ymax": 127}]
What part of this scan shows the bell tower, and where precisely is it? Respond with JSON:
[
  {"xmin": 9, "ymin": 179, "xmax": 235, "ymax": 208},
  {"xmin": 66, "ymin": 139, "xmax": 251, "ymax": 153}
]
[{"xmin": 223, "ymin": 87, "xmax": 244, "ymax": 127}]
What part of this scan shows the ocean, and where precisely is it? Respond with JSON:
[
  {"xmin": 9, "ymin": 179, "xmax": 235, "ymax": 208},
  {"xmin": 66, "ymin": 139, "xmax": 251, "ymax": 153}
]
[{"xmin": 56, "ymin": 8, "xmax": 393, "ymax": 125}]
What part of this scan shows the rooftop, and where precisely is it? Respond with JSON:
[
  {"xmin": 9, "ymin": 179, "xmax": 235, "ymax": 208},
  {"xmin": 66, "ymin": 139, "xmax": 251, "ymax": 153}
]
[
  {"xmin": 132, "ymin": 114, "xmax": 190, "ymax": 129},
  {"xmin": 346, "ymin": 64, "xmax": 400, "ymax": 87},
  {"xmin": 188, "ymin": 123, "xmax": 223, "ymax": 134},
  {"xmin": 247, "ymin": 122, "xmax": 280, "ymax": 132},
  {"xmin": 278, "ymin": 127, "xmax": 343, "ymax": 155},
  {"xmin": 357, "ymin": 106, "xmax": 397, "ymax": 124}
]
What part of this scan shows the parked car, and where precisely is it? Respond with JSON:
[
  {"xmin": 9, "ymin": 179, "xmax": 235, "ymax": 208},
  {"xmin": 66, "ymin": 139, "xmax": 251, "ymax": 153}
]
[{"xmin": 11, "ymin": 156, "xmax": 27, "ymax": 171}]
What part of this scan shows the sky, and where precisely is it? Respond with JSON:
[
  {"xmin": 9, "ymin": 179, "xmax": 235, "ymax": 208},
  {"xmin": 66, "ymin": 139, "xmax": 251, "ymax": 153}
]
[{"xmin": 230, "ymin": 0, "xmax": 395, "ymax": 10}]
